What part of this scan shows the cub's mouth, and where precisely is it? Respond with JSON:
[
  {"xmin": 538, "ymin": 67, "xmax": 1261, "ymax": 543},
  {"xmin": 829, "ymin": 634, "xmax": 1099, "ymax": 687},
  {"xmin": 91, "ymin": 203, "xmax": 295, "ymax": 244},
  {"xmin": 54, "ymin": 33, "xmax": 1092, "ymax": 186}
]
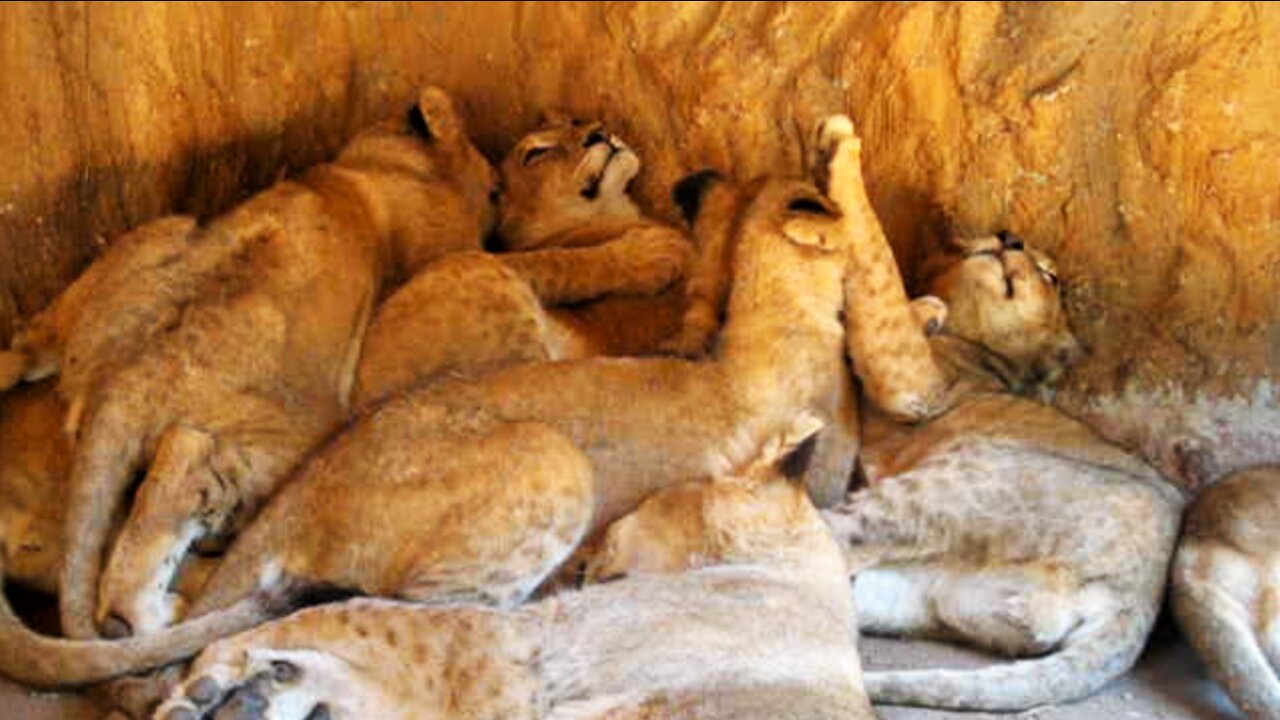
[
  {"xmin": 579, "ymin": 142, "xmax": 636, "ymax": 200},
  {"xmin": 580, "ymin": 146, "xmax": 619, "ymax": 200}
]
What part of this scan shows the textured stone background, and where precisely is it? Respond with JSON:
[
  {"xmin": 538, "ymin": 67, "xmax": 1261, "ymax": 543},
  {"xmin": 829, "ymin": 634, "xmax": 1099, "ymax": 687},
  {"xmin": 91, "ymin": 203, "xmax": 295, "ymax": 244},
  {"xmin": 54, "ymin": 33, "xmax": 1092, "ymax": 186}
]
[{"xmin": 1, "ymin": 1, "xmax": 1277, "ymax": 489}]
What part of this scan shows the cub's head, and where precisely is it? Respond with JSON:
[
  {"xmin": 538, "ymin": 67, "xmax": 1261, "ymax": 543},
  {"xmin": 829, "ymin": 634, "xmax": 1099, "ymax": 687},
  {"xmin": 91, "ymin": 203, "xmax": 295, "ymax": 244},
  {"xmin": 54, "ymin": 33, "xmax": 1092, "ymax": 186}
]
[
  {"xmin": 920, "ymin": 231, "xmax": 1083, "ymax": 386},
  {"xmin": 585, "ymin": 415, "xmax": 844, "ymax": 583},
  {"xmin": 493, "ymin": 115, "xmax": 643, "ymax": 250},
  {"xmin": 337, "ymin": 87, "xmax": 500, "ymax": 274}
]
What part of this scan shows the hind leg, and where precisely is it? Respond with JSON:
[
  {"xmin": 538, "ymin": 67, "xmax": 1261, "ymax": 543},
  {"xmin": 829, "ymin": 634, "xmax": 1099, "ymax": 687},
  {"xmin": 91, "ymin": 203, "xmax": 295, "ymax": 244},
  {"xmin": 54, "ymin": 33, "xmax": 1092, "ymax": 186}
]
[
  {"xmin": 96, "ymin": 425, "xmax": 223, "ymax": 637},
  {"xmin": 855, "ymin": 562, "xmax": 1084, "ymax": 657},
  {"xmin": 927, "ymin": 565, "xmax": 1085, "ymax": 657},
  {"xmin": 1173, "ymin": 539, "xmax": 1280, "ymax": 719},
  {"xmin": 853, "ymin": 566, "xmax": 939, "ymax": 637}
]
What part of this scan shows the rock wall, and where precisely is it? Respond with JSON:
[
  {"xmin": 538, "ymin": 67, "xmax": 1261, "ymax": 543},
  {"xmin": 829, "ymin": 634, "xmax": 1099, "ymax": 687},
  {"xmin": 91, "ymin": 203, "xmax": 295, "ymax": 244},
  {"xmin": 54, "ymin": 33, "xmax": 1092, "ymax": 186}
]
[{"xmin": 1, "ymin": 1, "xmax": 1276, "ymax": 490}]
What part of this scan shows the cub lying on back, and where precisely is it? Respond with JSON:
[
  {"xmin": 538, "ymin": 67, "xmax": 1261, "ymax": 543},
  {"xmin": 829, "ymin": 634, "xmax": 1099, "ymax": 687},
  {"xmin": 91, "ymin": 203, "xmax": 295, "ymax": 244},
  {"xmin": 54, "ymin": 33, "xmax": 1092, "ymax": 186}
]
[
  {"xmin": 822, "ymin": 230, "xmax": 1184, "ymax": 711},
  {"xmin": 153, "ymin": 417, "xmax": 876, "ymax": 720},
  {"xmin": 1172, "ymin": 466, "xmax": 1280, "ymax": 720},
  {"xmin": 672, "ymin": 127, "xmax": 1183, "ymax": 710},
  {"xmin": 352, "ymin": 116, "xmax": 694, "ymax": 407}
]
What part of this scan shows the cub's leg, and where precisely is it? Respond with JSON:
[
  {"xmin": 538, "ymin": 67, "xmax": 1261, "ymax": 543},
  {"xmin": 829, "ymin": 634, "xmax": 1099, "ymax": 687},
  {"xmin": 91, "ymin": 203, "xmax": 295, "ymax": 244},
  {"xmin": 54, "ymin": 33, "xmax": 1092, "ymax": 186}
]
[
  {"xmin": 497, "ymin": 226, "xmax": 691, "ymax": 305},
  {"xmin": 854, "ymin": 564, "xmax": 1082, "ymax": 656},
  {"xmin": 1172, "ymin": 467, "xmax": 1280, "ymax": 720},
  {"xmin": 811, "ymin": 115, "xmax": 949, "ymax": 422},
  {"xmin": 97, "ymin": 393, "xmax": 329, "ymax": 639},
  {"xmin": 1173, "ymin": 541, "xmax": 1280, "ymax": 720},
  {"xmin": 351, "ymin": 253, "xmax": 553, "ymax": 409},
  {"xmin": 154, "ymin": 600, "xmax": 541, "ymax": 720}
]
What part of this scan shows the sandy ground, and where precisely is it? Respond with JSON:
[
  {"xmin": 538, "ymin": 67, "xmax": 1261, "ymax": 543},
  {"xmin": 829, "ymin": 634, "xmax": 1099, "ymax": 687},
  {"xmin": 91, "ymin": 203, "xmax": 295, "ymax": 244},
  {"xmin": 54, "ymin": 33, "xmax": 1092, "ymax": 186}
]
[{"xmin": 0, "ymin": 616, "xmax": 1244, "ymax": 720}]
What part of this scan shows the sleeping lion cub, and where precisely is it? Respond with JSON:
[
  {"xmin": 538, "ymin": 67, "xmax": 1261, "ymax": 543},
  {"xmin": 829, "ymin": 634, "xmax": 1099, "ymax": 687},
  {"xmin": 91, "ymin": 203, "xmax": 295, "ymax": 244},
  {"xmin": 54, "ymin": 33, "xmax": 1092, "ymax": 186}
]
[
  {"xmin": 1172, "ymin": 466, "xmax": 1280, "ymax": 720},
  {"xmin": 823, "ymin": 230, "xmax": 1184, "ymax": 711},
  {"xmin": 96, "ymin": 116, "xmax": 696, "ymax": 638},
  {"xmin": 352, "ymin": 116, "xmax": 694, "ymax": 407},
  {"xmin": 152, "ymin": 416, "xmax": 876, "ymax": 720},
  {"xmin": 672, "ymin": 147, "xmax": 1183, "ymax": 708}
]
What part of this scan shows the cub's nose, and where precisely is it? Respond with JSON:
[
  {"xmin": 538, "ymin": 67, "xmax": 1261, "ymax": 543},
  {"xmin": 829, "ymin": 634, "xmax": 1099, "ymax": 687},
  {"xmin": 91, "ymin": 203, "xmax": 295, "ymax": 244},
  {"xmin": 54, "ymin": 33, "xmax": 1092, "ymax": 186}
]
[{"xmin": 583, "ymin": 126, "xmax": 609, "ymax": 148}]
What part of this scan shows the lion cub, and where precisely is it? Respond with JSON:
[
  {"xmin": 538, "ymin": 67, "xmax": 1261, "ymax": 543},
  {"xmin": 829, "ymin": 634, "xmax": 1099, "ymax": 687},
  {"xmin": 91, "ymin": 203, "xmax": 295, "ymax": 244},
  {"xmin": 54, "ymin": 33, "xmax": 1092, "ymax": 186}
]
[
  {"xmin": 1172, "ymin": 466, "xmax": 1280, "ymax": 720},
  {"xmin": 3, "ymin": 86, "xmax": 499, "ymax": 641},
  {"xmin": 0, "ymin": 114, "xmax": 880, "ymax": 691},
  {"xmin": 153, "ymin": 417, "xmax": 876, "ymax": 720},
  {"xmin": 352, "ymin": 117, "xmax": 694, "ymax": 408},
  {"xmin": 820, "ymin": 232, "xmax": 1185, "ymax": 711},
  {"xmin": 666, "ymin": 132, "xmax": 1182, "ymax": 709}
]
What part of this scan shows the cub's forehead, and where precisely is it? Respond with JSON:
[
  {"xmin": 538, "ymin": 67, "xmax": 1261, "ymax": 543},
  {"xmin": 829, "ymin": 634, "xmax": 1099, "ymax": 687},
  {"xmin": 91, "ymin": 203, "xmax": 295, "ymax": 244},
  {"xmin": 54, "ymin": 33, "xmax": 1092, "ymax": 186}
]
[{"xmin": 515, "ymin": 126, "xmax": 574, "ymax": 148}]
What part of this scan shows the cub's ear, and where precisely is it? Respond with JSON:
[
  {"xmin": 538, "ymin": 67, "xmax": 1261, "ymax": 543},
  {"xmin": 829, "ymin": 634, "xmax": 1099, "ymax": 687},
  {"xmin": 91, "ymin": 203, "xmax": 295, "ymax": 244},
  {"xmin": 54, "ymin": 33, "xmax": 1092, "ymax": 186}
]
[
  {"xmin": 909, "ymin": 295, "xmax": 948, "ymax": 337},
  {"xmin": 781, "ymin": 192, "xmax": 841, "ymax": 252},
  {"xmin": 672, "ymin": 169, "xmax": 724, "ymax": 227},
  {"xmin": 412, "ymin": 86, "xmax": 463, "ymax": 144},
  {"xmin": 778, "ymin": 432, "xmax": 821, "ymax": 482},
  {"xmin": 782, "ymin": 219, "xmax": 838, "ymax": 253},
  {"xmin": 768, "ymin": 413, "xmax": 826, "ymax": 482},
  {"xmin": 407, "ymin": 105, "xmax": 433, "ymax": 141}
]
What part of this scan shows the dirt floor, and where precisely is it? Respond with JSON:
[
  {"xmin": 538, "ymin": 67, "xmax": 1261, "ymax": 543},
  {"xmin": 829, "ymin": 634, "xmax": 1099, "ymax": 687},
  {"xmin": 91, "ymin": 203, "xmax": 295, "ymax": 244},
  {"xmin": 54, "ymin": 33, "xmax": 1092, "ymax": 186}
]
[{"xmin": 0, "ymin": 615, "xmax": 1244, "ymax": 720}]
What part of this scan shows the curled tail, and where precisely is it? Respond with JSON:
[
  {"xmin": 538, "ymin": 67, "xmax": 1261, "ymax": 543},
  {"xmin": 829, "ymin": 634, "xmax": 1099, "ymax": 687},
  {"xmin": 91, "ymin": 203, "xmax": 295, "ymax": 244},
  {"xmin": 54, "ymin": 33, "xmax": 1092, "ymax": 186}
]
[
  {"xmin": 1172, "ymin": 549, "xmax": 1280, "ymax": 720},
  {"xmin": 58, "ymin": 402, "xmax": 145, "ymax": 638},
  {"xmin": 865, "ymin": 608, "xmax": 1149, "ymax": 711},
  {"xmin": 0, "ymin": 556, "xmax": 270, "ymax": 688}
]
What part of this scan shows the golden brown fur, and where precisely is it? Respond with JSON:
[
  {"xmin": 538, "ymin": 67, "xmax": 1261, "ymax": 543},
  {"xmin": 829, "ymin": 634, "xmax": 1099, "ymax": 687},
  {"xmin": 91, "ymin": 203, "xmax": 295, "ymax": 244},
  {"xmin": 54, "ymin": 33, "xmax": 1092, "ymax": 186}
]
[
  {"xmin": 819, "ymin": 234, "xmax": 1184, "ymax": 711},
  {"xmin": 1171, "ymin": 466, "xmax": 1280, "ymax": 720},
  {"xmin": 0, "ymin": 381, "xmax": 70, "ymax": 595},
  {"xmin": 151, "ymin": 417, "xmax": 875, "ymax": 720},
  {"xmin": 0, "ymin": 113, "xmax": 877, "ymax": 693},
  {"xmin": 661, "ymin": 123, "xmax": 1180, "ymax": 710},
  {"xmin": 495, "ymin": 116, "xmax": 692, "ymax": 358},
  {"xmin": 95, "ymin": 117, "xmax": 693, "ymax": 638},
  {"xmin": 350, "ymin": 117, "xmax": 694, "ymax": 408},
  {"xmin": 27, "ymin": 87, "xmax": 501, "ymax": 641}
]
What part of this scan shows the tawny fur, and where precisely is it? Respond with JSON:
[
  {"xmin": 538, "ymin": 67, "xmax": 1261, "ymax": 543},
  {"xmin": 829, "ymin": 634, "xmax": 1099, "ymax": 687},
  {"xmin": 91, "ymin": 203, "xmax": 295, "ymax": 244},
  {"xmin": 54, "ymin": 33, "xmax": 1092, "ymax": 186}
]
[
  {"xmin": 0, "ymin": 114, "xmax": 875, "ymax": 691},
  {"xmin": 1171, "ymin": 466, "xmax": 1280, "ymax": 720},
  {"xmin": 819, "ymin": 233, "xmax": 1185, "ymax": 711},
  {"xmin": 42, "ymin": 87, "xmax": 500, "ymax": 641},
  {"xmin": 666, "ymin": 128, "xmax": 1182, "ymax": 709},
  {"xmin": 101, "ymin": 118, "xmax": 694, "ymax": 640},
  {"xmin": 0, "ymin": 381, "xmax": 71, "ymax": 595},
  {"xmin": 494, "ymin": 116, "xmax": 693, "ymax": 358},
  {"xmin": 151, "ymin": 418, "xmax": 875, "ymax": 720}
]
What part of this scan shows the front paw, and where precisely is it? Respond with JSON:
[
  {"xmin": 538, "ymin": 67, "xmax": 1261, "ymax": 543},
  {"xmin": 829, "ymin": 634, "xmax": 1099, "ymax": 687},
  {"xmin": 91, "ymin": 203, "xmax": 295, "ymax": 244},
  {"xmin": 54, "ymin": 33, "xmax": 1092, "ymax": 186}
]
[
  {"xmin": 615, "ymin": 235, "xmax": 692, "ymax": 296},
  {"xmin": 811, "ymin": 114, "xmax": 860, "ymax": 196}
]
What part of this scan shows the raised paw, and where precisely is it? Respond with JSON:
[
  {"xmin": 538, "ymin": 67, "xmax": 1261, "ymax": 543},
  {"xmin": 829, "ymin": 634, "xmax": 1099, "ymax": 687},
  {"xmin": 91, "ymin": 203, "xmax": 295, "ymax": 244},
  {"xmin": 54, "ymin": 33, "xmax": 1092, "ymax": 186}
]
[{"xmin": 810, "ymin": 114, "xmax": 861, "ymax": 200}]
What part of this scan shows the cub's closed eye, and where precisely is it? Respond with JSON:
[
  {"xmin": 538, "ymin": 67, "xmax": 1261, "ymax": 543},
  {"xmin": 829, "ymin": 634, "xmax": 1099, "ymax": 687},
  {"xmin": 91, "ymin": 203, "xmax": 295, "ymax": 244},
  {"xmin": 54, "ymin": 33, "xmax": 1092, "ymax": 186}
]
[
  {"xmin": 787, "ymin": 197, "xmax": 829, "ymax": 214},
  {"xmin": 1041, "ymin": 270, "xmax": 1059, "ymax": 286},
  {"xmin": 523, "ymin": 146, "xmax": 553, "ymax": 166}
]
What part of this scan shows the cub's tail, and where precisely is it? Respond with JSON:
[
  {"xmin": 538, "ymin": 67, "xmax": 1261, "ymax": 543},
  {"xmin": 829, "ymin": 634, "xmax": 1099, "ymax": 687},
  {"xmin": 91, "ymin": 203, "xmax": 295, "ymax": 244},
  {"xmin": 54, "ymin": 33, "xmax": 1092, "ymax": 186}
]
[
  {"xmin": 0, "ymin": 556, "xmax": 272, "ymax": 688},
  {"xmin": 1172, "ymin": 542, "xmax": 1280, "ymax": 720},
  {"xmin": 865, "ymin": 606, "xmax": 1149, "ymax": 711}
]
